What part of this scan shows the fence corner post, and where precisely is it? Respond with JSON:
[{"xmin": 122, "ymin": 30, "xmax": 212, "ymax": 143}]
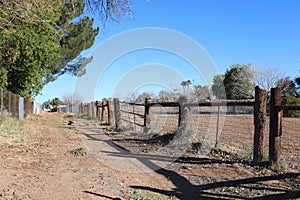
[
  {"xmin": 253, "ymin": 85, "xmax": 266, "ymax": 165},
  {"xmin": 269, "ymin": 87, "xmax": 282, "ymax": 165}
]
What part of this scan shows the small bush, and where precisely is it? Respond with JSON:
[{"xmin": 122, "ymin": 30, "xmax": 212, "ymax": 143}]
[{"xmin": 70, "ymin": 147, "xmax": 88, "ymax": 156}]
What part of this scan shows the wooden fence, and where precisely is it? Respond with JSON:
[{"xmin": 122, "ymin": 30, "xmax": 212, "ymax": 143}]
[
  {"xmin": 112, "ymin": 86, "xmax": 299, "ymax": 166},
  {"xmin": 113, "ymin": 97, "xmax": 255, "ymax": 133},
  {"xmin": 0, "ymin": 88, "xmax": 37, "ymax": 120},
  {"xmin": 78, "ymin": 100, "xmax": 113, "ymax": 124},
  {"xmin": 74, "ymin": 86, "xmax": 298, "ymax": 166}
]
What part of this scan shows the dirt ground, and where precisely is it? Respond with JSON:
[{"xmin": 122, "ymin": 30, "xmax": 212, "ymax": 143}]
[{"xmin": 0, "ymin": 112, "xmax": 299, "ymax": 199}]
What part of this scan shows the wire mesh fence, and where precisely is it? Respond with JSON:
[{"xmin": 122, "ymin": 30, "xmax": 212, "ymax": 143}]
[{"xmin": 281, "ymin": 111, "xmax": 300, "ymax": 171}]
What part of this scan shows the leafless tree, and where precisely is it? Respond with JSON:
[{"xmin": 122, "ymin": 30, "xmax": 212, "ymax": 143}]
[
  {"xmin": 251, "ymin": 65, "xmax": 285, "ymax": 92},
  {"xmin": 62, "ymin": 93, "xmax": 83, "ymax": 105},
  {"xmin": 0, "ymin": 0, "xmax": 133, "ymax": 30}
]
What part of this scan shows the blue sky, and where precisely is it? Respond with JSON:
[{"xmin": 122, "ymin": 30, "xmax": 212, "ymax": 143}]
[{"xmin": 35, "ymin": 0, "xmax": 300, "ymax": 103}]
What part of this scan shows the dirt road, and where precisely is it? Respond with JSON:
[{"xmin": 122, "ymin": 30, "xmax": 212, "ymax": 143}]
[{"xmin": 0, "ymin": 112, "xmax": 299, "ymax": 199}]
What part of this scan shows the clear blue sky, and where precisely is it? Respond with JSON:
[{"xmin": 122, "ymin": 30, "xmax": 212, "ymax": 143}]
[{"xmin": 35, "ymin": 0, "xmax": 300, "ymax": 103}]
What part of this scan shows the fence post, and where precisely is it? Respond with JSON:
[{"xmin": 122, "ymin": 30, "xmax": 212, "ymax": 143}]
[
  {"xmin": 143, "ymin": 98, "xmax": 151, "ymax": 131},
  {"xmin": 107, "ymin": 100, "xmax": 113, "ymax": 125},
  {"xmin": 178, "ymin": 96, "xmax": 188, "ymax": 128},
  {"xmin": 269, "ymin": 87, "xmax": 282, "ymax": 165},
  {"xmin": 86, "ymin": 103, "xmax": 91, "ymax": 118},
  {"xmin": 101, "ymin": 101, "xmax": 107, "ymax": 122},
  {"xmin": 215, "ymin": 104, "xmax": 221, "ymax": 148},
  {"xmin": 91, "ymin": 101, "xmax": 95, "ymax": 119},
  {"xmin": 79, "ymin": 103, "xmax": 83, "ymax": 113},
  {"xmin": 11, "ymin": 93, "xmax": 17, "ymax": 118},
  {"xmin": 96, "ymin": 101, "xmax": 101, "ymax": 121},
  {"xmin": 113, "ymin": 98, "xmax": 121, "ymax": 130},
  {"xmin": 253, "ymin": 86, "xmax": 267, "ymax": 164}
]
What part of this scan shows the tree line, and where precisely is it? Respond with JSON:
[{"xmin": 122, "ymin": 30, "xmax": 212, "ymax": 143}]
[
  {"xmin": 212, "ymin": 64, "xmax": 300, "ymax": 100},
  {"xmin": 126, "ymin": 64, "xmax": 300, "ymax": 104}
]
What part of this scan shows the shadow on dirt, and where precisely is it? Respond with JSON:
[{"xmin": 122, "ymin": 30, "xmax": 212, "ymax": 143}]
[
  {"xmin": 105, "ymin": 150, "xmax": 300, "ymax": 200},
  {"xmin": 76, "ymin": 126, "xmax": 300, "ymax": 200},
  {"xmin": 130, "ymin": 172, "xmax": 300, "ymax": 200}
]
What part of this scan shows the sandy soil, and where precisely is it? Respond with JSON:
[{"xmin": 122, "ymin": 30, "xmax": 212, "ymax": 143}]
[{"xmin": 0, "ymin": 112, "xmax": 299, "ymax": 199}]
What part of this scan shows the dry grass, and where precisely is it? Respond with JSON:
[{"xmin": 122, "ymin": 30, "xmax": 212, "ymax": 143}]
[{"xmin": 0, "ymin": 115, "xmax": 40, "ymax": 146}]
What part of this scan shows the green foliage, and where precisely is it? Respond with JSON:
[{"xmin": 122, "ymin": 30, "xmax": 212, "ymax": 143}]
[
  {"xmin": 295, "ymin": 74, "xmax": 300, "ymax": 95},
  {"xmin": 0, "ymin": 66, "xmax": 8, "ymax": 89},
  {"xmin": 277, "ymin": 76, "xmax": 297, "ymax": 96},
  {"xmin": 282, "ymin": 96, "xmax": 300, "ymax": 117},
  {"xmin": 50, "ymin": 97, "xmax": 63, "ymax": 108},
  {"xmin": 0, "ymin": 25, "xmax": 61, "ymax": 99},
  {"xmin": 211, "ymin": 74, "xmax": 226, "ymax": 99},
  {"xmin": 50, "ymin": 16, "xmax": 99, "ymax": 82},
  {"xmin": 224, "ymin": 64, "xmax": 254, "ymax": 100},
  {"xmin": 0, "ymin": 0, "xmax": 98, "ymax": 99}
]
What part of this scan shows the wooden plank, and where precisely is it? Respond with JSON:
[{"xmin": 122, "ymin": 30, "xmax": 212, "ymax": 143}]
[
  {"xmin": 148, "ymin": 100, "xmax": 255, "ymax": 108},
  {"xmin": 149, "ymin": 102, "xmax": 179, "ymax": 107},
  {"xmin": 119, "ymin": 109, "xmax": 144, "ymax": 117},
  {"xmin": 120, "ymin": 102, "xmax": 145, "ymax": 106},
  {"xmin": 277, "ymin": 105, "xmax": 300, "ymax": 111}
]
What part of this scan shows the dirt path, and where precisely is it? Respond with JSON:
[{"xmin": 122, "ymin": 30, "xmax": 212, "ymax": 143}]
[
  {"xmin": 0, "ymin": 112, "xmax": 177, "ymax": 199},
  {"xmin": 0, "ymin": 112, "xmax": 299, "ymax": 199}
]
